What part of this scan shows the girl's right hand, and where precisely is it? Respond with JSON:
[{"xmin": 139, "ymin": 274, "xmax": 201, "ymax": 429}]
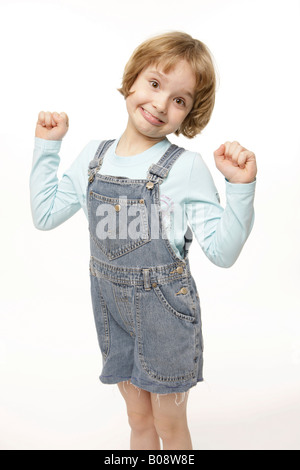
[{"xmin": 35, "ymin": 111, "xmax": 69, "ymax": 140}]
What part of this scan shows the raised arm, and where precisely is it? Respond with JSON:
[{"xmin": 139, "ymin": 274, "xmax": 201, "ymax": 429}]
[
  {"xmin": 186, "ymin": 143, "xmax": 256, "ymax": 268},
  {"xmin": 30, "ymin": 111, "xmax": 81, "ymax": 230}
]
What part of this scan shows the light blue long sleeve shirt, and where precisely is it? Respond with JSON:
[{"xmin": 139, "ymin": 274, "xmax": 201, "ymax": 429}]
[{"xmin": 30, "ymin": 137, "xmax": 256, "ymax": 267}]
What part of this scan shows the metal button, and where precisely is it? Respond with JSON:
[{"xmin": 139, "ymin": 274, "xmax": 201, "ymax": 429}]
[
  {"xmin": 152, "ymin": 282, "xmax": 157, "ymax": 288},
  {"xmin": 146, "ymin": 181, "xmax": 154, "ymax": 190},
  {"xmin": 176, "ymin": 266, "xmax": 184, "ymax": 274},
  {"xmin": 176, "ymin": 287, "xmax": 188, "ymax": 295},
  {"xmin": 115, "ymin": 204, "xmax": 121, "ymax": 212},
  {"xmin": 139, "ymin": 199, "xmax": 144, "ymax": 204}
]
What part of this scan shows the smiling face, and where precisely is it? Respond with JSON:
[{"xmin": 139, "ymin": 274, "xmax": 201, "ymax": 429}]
[{"xmin": 125, "ymin": 60, "xmax": 196, "ymax": 143}]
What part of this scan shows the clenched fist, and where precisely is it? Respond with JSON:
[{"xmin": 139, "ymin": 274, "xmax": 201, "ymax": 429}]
[
  {"xmin": 35, "ymin": 111, "xmax": 69, "ymax": 141},
  {"xmin": 214, "ymin": 141, "xmax": 257, "ymax": 184}
]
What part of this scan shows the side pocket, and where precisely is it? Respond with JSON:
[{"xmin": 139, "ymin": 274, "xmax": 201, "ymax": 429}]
[
  {"xmin": 153, "ymin": 283, "xmax": 195, "ymax": 323},
  {"xmin": 90, "ymin": 272, "xmax": 110, "ymax": 360}
]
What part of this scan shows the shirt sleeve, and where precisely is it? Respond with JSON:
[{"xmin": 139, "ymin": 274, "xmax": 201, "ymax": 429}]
[
  {"xmin": 29, "ymin": 137, "xmax": 98, "ymax": 230},
  {"xmin": 185, "ymin": 152, "xmax": 256, "ymax": 268}
]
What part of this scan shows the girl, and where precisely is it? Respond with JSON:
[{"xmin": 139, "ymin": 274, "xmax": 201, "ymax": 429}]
[{"xmin": 30, "ymin": 32, "xmax": 257, "ymax": 450}]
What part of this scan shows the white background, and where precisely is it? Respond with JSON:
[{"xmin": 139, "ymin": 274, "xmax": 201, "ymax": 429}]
[{"xmin": 0, "ymin": 0, "xmax": 299, "ymax": 450}]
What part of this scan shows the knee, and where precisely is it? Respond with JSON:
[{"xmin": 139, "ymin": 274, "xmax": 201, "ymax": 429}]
[
  {"xmin": 153, "ymin": 417, "xmax": 185, "ymax": 441},
  {"xmin": 128, "ymin": 411, "xmax": 155, "ymax": 433}
]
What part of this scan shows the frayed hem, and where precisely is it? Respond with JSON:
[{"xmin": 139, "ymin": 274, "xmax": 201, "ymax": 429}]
[
  {"xmin": 120, "ymin": 380, "xmax": 189, "ymax": 406},
  {"xmin": 100, "ymin": 373, "xmax": 203, "ymax": 395},
  {"xmin": 122, "ymin": 380, "xmax": 141, "ymax": 397},
  {"xmin": 154, "ymin": 390, "xmax": 189, "ymax": 407}
]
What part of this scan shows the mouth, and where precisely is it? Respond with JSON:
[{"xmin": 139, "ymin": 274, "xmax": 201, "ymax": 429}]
[{"xmin": 140, "ymin": 107, "xmax": 165, "ymax": 126}]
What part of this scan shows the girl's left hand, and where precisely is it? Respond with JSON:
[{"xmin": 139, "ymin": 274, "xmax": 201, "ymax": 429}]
[{"xmin": 214, "ymin": 141, "xmax": 257, "ymax": 184}]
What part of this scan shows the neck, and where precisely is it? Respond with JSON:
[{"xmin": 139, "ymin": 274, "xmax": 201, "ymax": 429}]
[{"xmin": 116, "ymin": 120, "xmax": 166, "ymax": 156}]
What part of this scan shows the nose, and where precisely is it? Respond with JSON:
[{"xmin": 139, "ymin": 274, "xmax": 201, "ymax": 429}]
[{"xmin": 153, "ymin": 95, "xmax": 168, "ymax": 114}]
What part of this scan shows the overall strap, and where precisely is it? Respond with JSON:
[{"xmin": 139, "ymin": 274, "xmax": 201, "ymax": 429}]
[
  {"xmin": 147, "ymin": 144, "xmax": 186, "ymax": 184},
  {"xmin": 146, "ymin": 143, "xmax": 193, "ymax": 259},
  {"xmin": 88, "ymin": 140, "xmax": 115, "ymax": 183}
]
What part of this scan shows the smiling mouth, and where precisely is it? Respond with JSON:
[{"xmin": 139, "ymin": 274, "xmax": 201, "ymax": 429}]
[{"xmin": 140, "ymin": 107, "xmax": 165, "ymax": 126}]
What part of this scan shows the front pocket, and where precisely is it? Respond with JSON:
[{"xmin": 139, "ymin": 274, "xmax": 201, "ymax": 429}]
[
  {"xmin": 153, "ymin": 282, "xmax": 195, "ymax": 323},
  {"xmin": 88, "ymin": 191, "xmax": 151, "ymax": 260},
  {"xmin": 136, "ymin": 287, "xmax": 197, "ymax": 382}
]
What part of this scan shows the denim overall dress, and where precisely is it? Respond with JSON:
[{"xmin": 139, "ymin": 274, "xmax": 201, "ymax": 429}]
[{"xmin": 87, "ymin": 140, "xmax": 203, "ymax": 394}]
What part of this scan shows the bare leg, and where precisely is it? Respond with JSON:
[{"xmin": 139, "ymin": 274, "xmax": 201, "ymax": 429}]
[
  {"xmin": 118, "ymin": 381, "xmax": 160, "ymax": 450},
  {"xmin": 151, "ymin": 392, "xmax": 192, "ymax": 450}
]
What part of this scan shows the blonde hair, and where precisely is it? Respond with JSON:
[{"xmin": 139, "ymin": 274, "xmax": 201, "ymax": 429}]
[{"xmin": 118, "ymin": 31, "xmax": 217, "ymax": 138}]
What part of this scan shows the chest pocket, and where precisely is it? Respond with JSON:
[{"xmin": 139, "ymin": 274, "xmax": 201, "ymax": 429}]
[{"xmin": 88, "ymin": 190, "xmax": 151, "ymax": 260}]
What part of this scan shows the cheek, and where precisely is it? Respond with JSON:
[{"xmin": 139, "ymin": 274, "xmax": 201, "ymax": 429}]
[
  {"xmin": 171, "ymin": 108, "xmax": 190, "ymax": 126},
  {"xmin": 126, "ymin": 90, "xmax": 147, "ymax": 111},
  {"xmin": 125, "ymin": 94, "xmax": 138, "ymax": 116},
  {"xmin": 180, "ymin": 105, "xmax": 193, "ymax": 125}
]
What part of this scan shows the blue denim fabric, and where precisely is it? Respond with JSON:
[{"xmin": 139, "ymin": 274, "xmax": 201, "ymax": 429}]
[{"xmin": 87, "ymin": 140, "xmax": 203, "ymax": 394}]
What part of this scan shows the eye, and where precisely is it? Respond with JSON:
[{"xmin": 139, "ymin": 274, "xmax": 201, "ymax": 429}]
[
  {"xmin": 174, "ymin": 98, "xmax": 185, "ymax": 107},
  {"xmin": 150, "ymin": 80, "xmax": 159, "ymax": 89}
]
